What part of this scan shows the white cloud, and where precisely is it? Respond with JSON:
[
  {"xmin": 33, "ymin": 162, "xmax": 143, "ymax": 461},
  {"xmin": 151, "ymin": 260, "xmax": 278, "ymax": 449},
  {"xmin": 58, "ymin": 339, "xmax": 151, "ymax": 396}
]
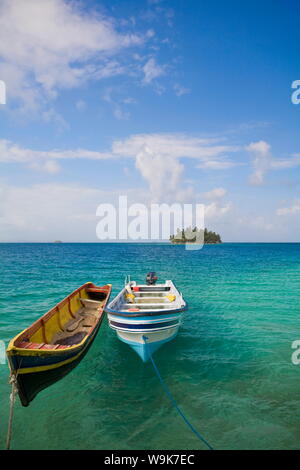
[
  {"xmin": 236, "ymin": 215, "xmax": 274, "ymax": 232},
  {"xmin": 0, "ymin": 183, "xmax": 149, "ymax": 242},
  {"xmin": 0, "ymin": 133, "xmax": 238, "ymax": 202},
  {"xmin": 29, "ymin": 160, "xmax": 61, "ymax": 174},
  {"xmin": 41, "ymin": 108, "xmax": 70, "ymax": 131},
  {"xmin": 112, "ymin": 133, "xmax": 237, "ymax": 160},
  {"xmin": 173, "ymin": 83, "xmax": 190, "ymax": 97},
  {"xmin": 146, "ymin": 29, "xmax": 155, "ymax": 38},
  {"xmin": 112, "ymin": 133, "xmax": 238, "ymax": 201},
  {"xmin": 277, "ymin": 200, "xmax": 300, "ymax": 216},
  {"xmin": 0, "ymin": 0, "xmax": 143, "ymax": 111},
  {"xmin": 135, "ymin": 144, "xmax": 185, "ymax": 202},
  {"xmin": 0, "ymin": 183, "xmax": 103, "ymax": 241},
  {"xmin": 123, "ymin": 97, "xmax": 137, "ymax": 104},
  {"xmin": 204, "ymin": 202, "xmax": 232, "ymax": 219},
  {"xmin": 0, "ymin": 139, "xmax": 113, "ymax": 165},
  {"xmin": 197, "ymin": 159, "xmax": 237, "ymax": 170},
  {"xmin": 0, "ymin": 180, "xmax": 232, "ymax": 242},
  {"xmin": 246, "ymin": 140, "xmax": 300, "ymax": 185},
  {"xmin": 0, "ymin": 133, "xmax": 238, "ymax": 167},
  {"xmin": 142, "ymin": 58, "xmax": 165, "ymax": 83},
  {"xmin": 204, "ymin": 188, "xmax": 227, "ymax": 199},
  {"xmin": 102, "ymin": 87, "xmax": 131, "ymax": 120},
  {"xmin": 246, "ymin": 141, "xmax": 272, "ymax": 185},
  {"xmin": 113, "ymin": 107, "xmax": 130, "ymax": 120}
]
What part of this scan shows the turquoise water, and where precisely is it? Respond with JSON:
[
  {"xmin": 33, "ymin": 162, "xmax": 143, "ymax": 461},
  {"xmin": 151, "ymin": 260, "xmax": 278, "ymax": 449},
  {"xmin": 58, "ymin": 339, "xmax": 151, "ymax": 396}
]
[{"xmin": 1, "ymin": 243, "xmax": 300, "ymax": 450}]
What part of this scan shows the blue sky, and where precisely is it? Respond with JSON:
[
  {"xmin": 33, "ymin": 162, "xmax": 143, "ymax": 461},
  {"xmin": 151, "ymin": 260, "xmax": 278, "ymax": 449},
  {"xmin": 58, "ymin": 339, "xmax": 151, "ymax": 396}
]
[{"xmin": 0, "ymin": 0, "xmax": 300, "ymax": 242}]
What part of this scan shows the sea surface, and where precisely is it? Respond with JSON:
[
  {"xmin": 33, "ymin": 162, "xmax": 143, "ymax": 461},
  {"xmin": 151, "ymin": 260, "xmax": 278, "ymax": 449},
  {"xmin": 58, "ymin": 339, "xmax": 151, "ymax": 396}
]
[{"xmin": 1, "ymin": 242, "xmax": 300, "ymax": 450}]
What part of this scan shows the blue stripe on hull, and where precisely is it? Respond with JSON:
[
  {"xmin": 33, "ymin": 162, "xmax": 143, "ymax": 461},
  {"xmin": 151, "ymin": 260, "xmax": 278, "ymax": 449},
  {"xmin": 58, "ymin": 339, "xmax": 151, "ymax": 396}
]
[
  {"xmin": 108, "ymin": 312, "xmax": 181, "ymax": 323},
  {"xmin": 109, "ymin": 319, "xmax": 179, "ymax": 330},
  {"xmin": 10, "ymin": 349, "xmax": 79, "ymax": 371}
]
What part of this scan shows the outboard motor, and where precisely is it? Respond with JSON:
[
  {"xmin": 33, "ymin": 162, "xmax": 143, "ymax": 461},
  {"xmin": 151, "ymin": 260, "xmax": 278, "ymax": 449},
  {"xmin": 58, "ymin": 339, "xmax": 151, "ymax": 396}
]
[{"xmin": 146, "ymin": 272, "xmax": 158, "ymax": 285}]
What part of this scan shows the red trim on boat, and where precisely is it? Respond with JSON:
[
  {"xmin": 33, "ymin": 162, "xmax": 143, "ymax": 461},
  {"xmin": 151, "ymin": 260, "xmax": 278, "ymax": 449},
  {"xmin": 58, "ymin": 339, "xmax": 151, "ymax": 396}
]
[
  {"xmin": 27, "ymin": 343, "xmax": 42, "ymax": 349},
  {"xmin": 87, "ymin": 287, "xmax": 109, "ymax": 293},
  {"xmin": 42, "ymin": 344, "xmax": 60, "ymax": 350}
]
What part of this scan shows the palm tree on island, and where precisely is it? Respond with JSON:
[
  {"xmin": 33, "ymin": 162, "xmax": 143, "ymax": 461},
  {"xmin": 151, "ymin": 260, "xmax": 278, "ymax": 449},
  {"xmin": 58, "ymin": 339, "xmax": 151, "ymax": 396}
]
[{"xmin": 170, "ymin": 227, "xmax": 222, "ymax": 244}]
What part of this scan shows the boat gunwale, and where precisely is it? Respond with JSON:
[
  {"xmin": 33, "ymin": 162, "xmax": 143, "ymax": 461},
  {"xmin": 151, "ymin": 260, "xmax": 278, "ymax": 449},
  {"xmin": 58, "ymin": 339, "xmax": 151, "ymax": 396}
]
[{"xmin": 6, "ymin": 282, "xmax": 112, "ymax": 357}]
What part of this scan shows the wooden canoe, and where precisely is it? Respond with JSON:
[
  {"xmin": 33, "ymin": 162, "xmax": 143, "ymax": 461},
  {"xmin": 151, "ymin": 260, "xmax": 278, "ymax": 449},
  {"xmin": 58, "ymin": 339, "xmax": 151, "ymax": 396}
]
[{"xmin": 6, "ymin": 282, "xmax": 112, "ymax": 406}]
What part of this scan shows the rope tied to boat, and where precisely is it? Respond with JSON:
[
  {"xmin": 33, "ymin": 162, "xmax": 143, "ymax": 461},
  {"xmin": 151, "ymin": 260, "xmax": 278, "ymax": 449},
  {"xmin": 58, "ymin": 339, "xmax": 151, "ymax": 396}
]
[
  {"xmin": 6, "ymin": 374, "xmax": 18, "ymax": 450},
  {"xmin": 142, "ymin": 336, "xmax": 214, "ymax": 451}
]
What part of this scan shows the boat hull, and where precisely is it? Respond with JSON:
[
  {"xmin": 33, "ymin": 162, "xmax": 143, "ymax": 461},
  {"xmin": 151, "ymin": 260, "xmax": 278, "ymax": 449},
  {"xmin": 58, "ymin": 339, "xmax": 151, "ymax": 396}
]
[
  {"xmin": 7, "ymin": 283, "xmax": 111, "ymax": 406},
  {"xmin": 106, "ymin": 280, "xmax": 186, "ymax": 362},
  {"xmin": 10, "ymin": 317, "xmax": 103, "ymax": 406},
  {"xmin": 116, "ymin": 326, "xmax": 179, "ymax": 362}
]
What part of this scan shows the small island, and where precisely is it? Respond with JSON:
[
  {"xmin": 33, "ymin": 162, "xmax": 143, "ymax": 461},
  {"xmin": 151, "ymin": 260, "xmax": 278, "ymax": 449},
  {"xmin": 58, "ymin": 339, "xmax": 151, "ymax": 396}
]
[{"xmin": 170, "ymin": 227, "xmax": 222, "ymax": 244}]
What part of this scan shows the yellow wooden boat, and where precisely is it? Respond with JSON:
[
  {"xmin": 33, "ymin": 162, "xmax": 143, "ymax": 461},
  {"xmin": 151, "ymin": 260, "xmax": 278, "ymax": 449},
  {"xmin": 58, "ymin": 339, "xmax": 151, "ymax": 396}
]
[{"xmin": 6, "ymin": 282, "xmax": 112, "ymax": 406}]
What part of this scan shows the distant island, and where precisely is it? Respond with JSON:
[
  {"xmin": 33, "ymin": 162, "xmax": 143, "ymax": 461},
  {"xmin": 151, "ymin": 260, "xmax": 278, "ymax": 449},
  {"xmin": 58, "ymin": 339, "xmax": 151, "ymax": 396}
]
[
  {"xmin": 54, "ymin": 240, "xmax": 63, "ymax": 243},
  {"xmin": 170, "ymin": 227, "xmax": 222, "ymax": 244}
]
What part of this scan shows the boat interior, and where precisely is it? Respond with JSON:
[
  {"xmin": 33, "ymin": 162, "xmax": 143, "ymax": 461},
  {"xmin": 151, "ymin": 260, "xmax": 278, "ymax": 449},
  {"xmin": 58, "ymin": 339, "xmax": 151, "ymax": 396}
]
[
  {"xmin": 14, "ymin": 284, "xmax": 110, "ymax": 350},
  {"xmin": 109, "ymin": 281, "xmax": 185, "ymax": 313}
]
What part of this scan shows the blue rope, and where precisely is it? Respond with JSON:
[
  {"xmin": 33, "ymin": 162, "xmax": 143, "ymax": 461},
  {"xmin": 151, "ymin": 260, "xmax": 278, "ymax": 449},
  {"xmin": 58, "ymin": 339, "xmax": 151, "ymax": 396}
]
[{"xmin": 143, "ymin": 336, "xmax": 214, "ymax": 450}]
